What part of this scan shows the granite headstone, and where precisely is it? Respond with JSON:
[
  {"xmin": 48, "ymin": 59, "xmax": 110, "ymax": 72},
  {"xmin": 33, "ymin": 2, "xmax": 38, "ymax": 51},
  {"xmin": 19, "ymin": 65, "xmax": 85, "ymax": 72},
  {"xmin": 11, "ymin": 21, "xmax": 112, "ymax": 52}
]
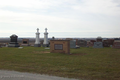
[
  {"xmin": 103, "ymin": 40, "xmax": 110, "ymax": 47},
  {"xmin": 76, "ymin": 40, "xmax": 87, "ymax": 47},
  {"xmin": 93, "ymin": 42, "xmax": 103, "ymax": 48},
  {"xmin": 70, "ymin": 40, "xmax": 76, "ymax": 48},
  {"xmin": 8, "ymin": 34, "xmax": 20, "ymax": 47},
  {"xmin": 96, "ymin": 36, "xmax": 102, "ymax": 42},
  {"xmin": 113, "ymin": 40, "xmax": 120, "ymax": 49}
]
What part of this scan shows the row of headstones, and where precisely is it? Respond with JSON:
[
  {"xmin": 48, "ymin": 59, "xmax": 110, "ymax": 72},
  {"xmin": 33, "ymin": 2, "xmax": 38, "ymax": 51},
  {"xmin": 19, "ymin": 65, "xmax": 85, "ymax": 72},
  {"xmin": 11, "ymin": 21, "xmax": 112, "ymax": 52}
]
[
  {"xmin": 50, "ymin": 39, "xmax": 120, "ymax": 54},
  {"xmin": 7, "ymin": 28, "xmax": 49, "ymax": 47},
  {"xmin": 87, "ymin": 38, "xmax": 120, "ymax": 48},
  {"xmin": 2, "ymin": 34, "xmax": 120, "ymax": 49},
  {"xmin": 69, "ymin": 39, "xmax": 120, "ymax": 49},
  {"xmin": 7, "ymin": 34, "xmax": 50, "ymax": 47}
]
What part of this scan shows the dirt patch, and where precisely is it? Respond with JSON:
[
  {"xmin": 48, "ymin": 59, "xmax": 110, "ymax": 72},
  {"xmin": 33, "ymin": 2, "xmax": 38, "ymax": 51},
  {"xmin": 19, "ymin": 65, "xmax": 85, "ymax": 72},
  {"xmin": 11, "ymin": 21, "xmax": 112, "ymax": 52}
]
[{"xmin": 33, "ymin": 51, "xmax": 50, "ymax": 54}]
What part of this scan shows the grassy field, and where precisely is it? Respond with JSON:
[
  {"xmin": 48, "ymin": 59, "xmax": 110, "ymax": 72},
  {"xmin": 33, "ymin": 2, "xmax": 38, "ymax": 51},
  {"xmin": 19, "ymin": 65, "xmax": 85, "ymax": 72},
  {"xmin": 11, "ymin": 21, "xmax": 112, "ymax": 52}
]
[{"xmin": 0, "ymin": 47, "xmax": 120, "ymax": 80}]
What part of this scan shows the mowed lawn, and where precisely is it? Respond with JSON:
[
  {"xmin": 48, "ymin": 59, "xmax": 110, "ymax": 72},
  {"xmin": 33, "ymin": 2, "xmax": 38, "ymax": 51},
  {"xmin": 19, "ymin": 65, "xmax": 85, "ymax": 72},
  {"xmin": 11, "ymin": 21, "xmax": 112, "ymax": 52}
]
[{"xmin": 0, "ymin": 47, "xmax": 120, "ymax": 80}]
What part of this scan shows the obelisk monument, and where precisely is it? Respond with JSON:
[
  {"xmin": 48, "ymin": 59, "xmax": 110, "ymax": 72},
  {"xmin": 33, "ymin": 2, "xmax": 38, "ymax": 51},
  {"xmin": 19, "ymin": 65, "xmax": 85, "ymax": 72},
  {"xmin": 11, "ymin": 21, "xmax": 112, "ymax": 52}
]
[
  {"xmin": 34, "ymin": 28, "xmax": 41, "ymax": 47},
  {"xmin": 43, "ymin": 28, "xmax": 49, "ymax": 47}
]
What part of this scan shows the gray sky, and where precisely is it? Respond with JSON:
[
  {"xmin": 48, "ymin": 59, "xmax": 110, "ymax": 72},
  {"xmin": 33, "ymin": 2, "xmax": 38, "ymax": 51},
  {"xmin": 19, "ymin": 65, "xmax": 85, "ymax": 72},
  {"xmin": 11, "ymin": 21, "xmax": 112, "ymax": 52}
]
[{"xmin": 0, "ymin": 0, "xmax": 120, "ymax": 38}]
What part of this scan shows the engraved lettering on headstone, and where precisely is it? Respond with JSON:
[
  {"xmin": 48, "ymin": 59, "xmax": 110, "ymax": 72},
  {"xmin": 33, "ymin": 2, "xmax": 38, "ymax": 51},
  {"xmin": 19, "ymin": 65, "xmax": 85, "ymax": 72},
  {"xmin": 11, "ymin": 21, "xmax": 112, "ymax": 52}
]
[{"xmin": 54, "ymin": 44, "xmax": 63, "ymax": 50}]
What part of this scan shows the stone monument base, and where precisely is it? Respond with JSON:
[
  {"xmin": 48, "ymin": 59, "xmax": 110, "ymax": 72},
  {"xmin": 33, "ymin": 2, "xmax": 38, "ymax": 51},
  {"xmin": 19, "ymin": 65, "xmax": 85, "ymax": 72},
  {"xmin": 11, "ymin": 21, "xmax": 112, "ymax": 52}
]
[
  {"xmin": 34, "ymin": 44, "xmax": 41, "ymax": 47},
  {"xmin": 8, "ymin": 42, "xmax": 20, "ymax": 47},
  {"xmin": 42, "ymin": 44, "xmax": 49, "ymax": 47}
]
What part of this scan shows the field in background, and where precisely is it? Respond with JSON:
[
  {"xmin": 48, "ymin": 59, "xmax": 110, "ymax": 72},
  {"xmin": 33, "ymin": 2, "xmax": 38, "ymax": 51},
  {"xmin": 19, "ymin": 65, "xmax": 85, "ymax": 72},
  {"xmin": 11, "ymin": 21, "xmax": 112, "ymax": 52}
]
[{"xmin": 0, "ymin": 47, "xmax": 120, "ymax": 80}]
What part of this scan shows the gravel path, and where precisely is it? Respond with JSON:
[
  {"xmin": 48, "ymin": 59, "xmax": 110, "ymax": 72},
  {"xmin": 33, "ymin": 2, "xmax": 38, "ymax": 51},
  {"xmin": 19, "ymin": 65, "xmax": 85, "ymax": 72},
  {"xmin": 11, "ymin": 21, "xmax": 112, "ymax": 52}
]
[{"xmin": 0, "ymin": 70, "xmax": 79, "ymax": 80}]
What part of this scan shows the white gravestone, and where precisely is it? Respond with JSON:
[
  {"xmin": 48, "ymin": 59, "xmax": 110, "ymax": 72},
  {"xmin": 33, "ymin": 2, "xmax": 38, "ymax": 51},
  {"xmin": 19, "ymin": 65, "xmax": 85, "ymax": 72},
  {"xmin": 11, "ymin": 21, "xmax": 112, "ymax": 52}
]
[
  {"xmin": 43, "ymin": 28, "xmax": 49, "ymax": 47},
  {"xmin": 34, "ymin": 28, "xmax": 41, "ymax": 47}
]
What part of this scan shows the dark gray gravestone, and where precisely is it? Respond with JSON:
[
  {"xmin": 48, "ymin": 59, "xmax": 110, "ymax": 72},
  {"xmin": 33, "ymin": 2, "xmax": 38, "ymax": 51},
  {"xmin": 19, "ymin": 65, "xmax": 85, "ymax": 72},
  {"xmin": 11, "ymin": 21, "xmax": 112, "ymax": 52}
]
[
  {"xmin": 70, "ymin": 40, "xmax": 76, "ymax": 48},
  {"xmin": 103, "ymin": 40, "xmax": 110, "ymax": 47},
  {"xmin": 8, "ymin": 34, "xmax": 20, "ymax": 47},
  {"xmin": 77, "ymin": 40, "xmax": 87, "ymax": 47},
  {"xmin": 0, "ymin": 44, "xmax": 1, "ymax": 48},
  {"xmin": 93, "ymin": 42, "xmax": 103, "ymax": 48}
]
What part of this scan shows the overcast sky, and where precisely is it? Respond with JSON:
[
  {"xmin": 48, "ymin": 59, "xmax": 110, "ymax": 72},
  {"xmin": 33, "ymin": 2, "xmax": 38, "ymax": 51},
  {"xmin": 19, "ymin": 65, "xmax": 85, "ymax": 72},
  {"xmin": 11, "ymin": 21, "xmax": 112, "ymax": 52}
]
[{"xmin": 0, "ymin": 0, "xmax": 120, "ymax": 38}]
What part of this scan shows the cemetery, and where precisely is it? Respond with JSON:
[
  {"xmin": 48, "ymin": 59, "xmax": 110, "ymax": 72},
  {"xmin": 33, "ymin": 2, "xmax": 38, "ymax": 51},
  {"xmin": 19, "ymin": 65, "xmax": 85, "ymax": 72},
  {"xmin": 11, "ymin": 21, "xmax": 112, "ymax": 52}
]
[
  {"xmin": 0, "ymin": 46, "xmax": 120, "ymax": 80},
  {"xmin": 0, "ymin": 28, "xmax": 120, "ymax": 80}
]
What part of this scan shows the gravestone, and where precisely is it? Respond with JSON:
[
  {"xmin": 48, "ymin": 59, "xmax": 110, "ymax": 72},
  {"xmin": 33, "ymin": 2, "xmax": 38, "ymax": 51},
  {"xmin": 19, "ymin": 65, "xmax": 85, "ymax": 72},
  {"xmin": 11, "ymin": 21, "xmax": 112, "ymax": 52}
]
[
  {"xmin": 0, "ymin": 44, "xmax": 1, "ymax": 48},
  {"xmin": 70, "ymin": 40, "xmax": 76, "ymax": 48},
  {"xmin": 0, "ymin": 43, "xmax": 7, "ymax": 47},
  {"xmin": 43, "ymin": 28, "xmax": 49, "ymax": 47},
  {"xmin": 52, "ymin": 36, "xmax": 55, "ymax": 40},
  {"xmin": 107, "ymin": 39, "xmax": 114, "ymax": 45},
  {"xmin": 96, "ymin": 36, "xmax": 102, "ymax": 42},
  {"xmin": 103, "ymin": 39, "xmax": 114, "ymax": 47},
  {"xmin": 21, "ymin": 39, "xmax": 30, "ymax": 46},
  {"xmin": 76, "ymin": 40, "xmax": 87, "ymax": 47},
  {"xmin": 87, "ymin": 41, "xmax": 93, "ymax": 47},
  {"xmin": 34, "ymin": 28, "xmax": 41, "ymax": 47},
  {"xmin": 50, "ymin": 40, "xmax": 70, "ymax": 54},
  {"xmin": 8, "ymin": 34, "xmax": 20, "ymax": 47},
  {"xmin": 87, "ymin": 40, "xmax": 96, "ymax": 47},
  {"xmin": 40, "ymin": 40, "xmax": 44, "ymax": 46},
  {"xmin": 103, "ymin": 40, "xmax": 110, "ymax": 47},
  {"xmin": 93, "ymin": 42, "xmax": 103, "ymax": 48},
  {"xmin": 113, "ymin": 40, "xmax": 120, "ymax": 49}
]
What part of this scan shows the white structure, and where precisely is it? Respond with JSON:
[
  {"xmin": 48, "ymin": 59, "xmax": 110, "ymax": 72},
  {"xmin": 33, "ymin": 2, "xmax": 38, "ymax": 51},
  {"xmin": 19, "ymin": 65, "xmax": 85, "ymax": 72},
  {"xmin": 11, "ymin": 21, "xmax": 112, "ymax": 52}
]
[
  {"xmin": 34, "ymin": 28, "xmax": 41, "ymax": 47},
  {"xmin": 43, "ymin": 28, "xmax": 49, "ymax": 47}
]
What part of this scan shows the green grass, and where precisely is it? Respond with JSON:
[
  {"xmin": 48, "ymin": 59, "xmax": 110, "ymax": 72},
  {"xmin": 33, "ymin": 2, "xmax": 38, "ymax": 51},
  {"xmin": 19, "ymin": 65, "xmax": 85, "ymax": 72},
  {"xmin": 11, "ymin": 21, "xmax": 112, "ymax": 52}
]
[{"xmin": 0, "ymin": 47, "xmax": 120, "ymax": 80}]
